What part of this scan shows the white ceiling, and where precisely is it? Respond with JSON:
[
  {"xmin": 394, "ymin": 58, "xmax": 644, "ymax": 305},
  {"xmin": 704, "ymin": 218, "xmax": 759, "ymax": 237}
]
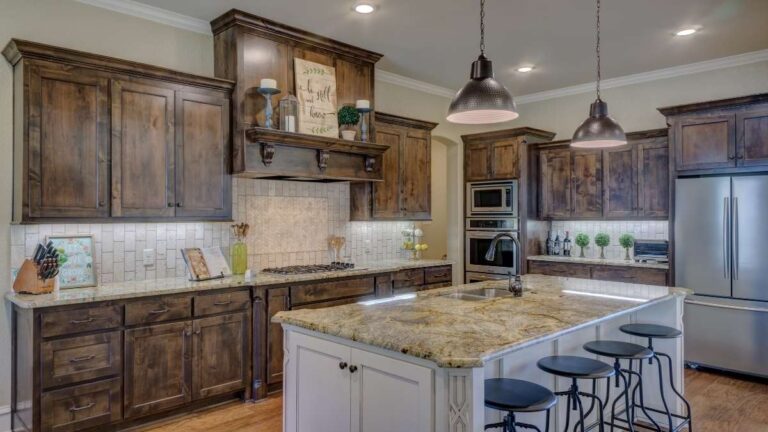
[{"xmin": 132, "ymin": 0, "xmax": 768, "ymax": 95}]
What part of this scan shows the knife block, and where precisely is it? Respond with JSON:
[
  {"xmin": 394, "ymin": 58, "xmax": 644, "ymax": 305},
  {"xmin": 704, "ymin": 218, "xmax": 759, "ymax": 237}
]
[{"xmin": 13, "ymin": 259, "xmax": 56, "ymax": 295}]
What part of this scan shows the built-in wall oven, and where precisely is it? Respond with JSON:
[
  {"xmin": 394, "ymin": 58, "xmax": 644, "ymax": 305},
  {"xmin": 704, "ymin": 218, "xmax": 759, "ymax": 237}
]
[
  {"xmin": 466, "ymin": 180, "xmax": 518, "ymax": 217},
  {"xmin": 465, "ymin": 218, "xmax": 519, "ymax": 277}
]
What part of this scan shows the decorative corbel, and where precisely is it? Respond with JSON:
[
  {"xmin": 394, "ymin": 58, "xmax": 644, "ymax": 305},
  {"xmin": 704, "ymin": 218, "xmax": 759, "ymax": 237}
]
[
  {"xmin": 317, "ymin": 150, "xmax": 330, "ymax": 170},
  {"xmin": 261, "ymin": 143, "xmax": 275, "ymax": 166},
  {"xmin": 364, "ymin": 156, "xmax": 376, "ymax": 173}
]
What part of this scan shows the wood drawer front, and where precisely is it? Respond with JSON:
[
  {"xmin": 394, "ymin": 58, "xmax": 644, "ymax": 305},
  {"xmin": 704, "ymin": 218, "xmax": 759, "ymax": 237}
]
[
  {"xmin": 422, "ymin": 282, "xmax": 452, "ymax": 291},
  {"xmin": 424, "ymin": 266, "xmax": 452, "ymax": 284},
  {"xmin": 41, "ymin": 378, "xmax": 122, "ymax": 432},
  {"xmin": 194, "ymin": 290, "xmax": 250, "ymax": 316},
  {"xmin": 528, "ymin": 261, "xmax": 591, "ymax": 279},
  {"xmin": 392, "ymin": 269, "xmax": 425, "ymax": 290},
  {"xmin": 591, "ymin": 266, "xmax": 668, "ymax": 286},
  {"xmin": 125, "ymin": 297, "xmax": 192, "ymax": 326},
  {"xmin": 41, "ymin": 305, "xmax": 122, "ymax": 338},
  {"xmin": 290, "ymin": 277, "xmax": 375, "ymax": 306},
  {"xmin": 42, "ymin": 331, "xmax": 122, "ymax": 389}
]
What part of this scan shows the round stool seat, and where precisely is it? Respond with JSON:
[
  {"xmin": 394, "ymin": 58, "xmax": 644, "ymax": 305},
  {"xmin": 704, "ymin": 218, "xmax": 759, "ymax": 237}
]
[
  {"xmin": 537, "ymin": 355, "xmax": 615, "ymax": 379},
  {"xmin": 620, "ymin": 323, "xmax": 681, "ymax": 339},
  {"xmin": 484, "ymin": 378, "xmax": 557, "ymax": 413},
  {"xmin": 583, "ymin": 340, "xmax": 653, "ymax": 360}
]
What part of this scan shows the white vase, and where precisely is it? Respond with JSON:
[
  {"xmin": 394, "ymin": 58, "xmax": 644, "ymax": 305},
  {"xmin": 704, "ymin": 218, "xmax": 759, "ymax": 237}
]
[{"xmin": 341, "ymin": 130, "xmax": 357, "ymax": 140}]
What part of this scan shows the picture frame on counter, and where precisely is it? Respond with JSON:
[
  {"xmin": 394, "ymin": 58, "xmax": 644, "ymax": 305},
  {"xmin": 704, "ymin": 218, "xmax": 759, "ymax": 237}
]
[{"xmin": 46, "ymin": 234, "xmax": 96, "ymax": 289}]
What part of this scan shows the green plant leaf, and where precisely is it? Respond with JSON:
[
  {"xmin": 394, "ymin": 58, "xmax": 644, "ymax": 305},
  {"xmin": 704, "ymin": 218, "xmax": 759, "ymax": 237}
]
[{"xmin": 594, "ymin": 233, "xmax": 610, "ymax": 247}]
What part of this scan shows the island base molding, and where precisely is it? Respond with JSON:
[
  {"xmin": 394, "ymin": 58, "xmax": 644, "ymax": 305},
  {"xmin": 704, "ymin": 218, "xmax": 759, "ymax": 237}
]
[{"xmin": 281, "ymin": 294, "xmax": 685, "ymax": 432}]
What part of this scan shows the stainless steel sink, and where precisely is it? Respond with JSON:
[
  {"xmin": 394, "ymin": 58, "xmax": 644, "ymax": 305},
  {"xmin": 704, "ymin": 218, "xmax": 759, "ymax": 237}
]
[
  {"xmin": 442, "ymin": 288, "xmax": 515, "ymax": 301},
  {"xmin": 442, "ymin": 292, "xmax": 488, "ymax": 301}
]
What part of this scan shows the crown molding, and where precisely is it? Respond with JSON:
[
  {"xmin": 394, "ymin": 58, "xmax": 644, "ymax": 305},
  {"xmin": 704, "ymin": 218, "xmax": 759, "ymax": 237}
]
[
  {"xmin": 375, "ymin": 69, "xmax": 456, "ymax": 99},
  {"xmin": 75, "ymin": 0, "xmax": 211, "ymax": 35}
]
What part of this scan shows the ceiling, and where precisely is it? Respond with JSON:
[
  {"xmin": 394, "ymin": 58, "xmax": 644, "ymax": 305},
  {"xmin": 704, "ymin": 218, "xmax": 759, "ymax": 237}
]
[{"xmin": 134, "ymin": 0, "xmax": 768, "ymax": 96}]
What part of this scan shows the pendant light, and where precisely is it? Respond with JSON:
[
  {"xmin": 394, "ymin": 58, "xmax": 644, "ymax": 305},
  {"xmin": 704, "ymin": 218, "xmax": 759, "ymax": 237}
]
[
  {"xmin": 446, "ymin": 0, "xmax": 518, "ymax": 124},
  {"xmin": 571, "ymin": 0, "xmax": 626, "ymax": 148}
]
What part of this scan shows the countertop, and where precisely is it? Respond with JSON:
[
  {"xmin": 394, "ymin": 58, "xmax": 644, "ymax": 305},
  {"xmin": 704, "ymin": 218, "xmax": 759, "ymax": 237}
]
[
  {"xmin": 274, "ymin": 274, "xmax": 687, "ymax": 368},
  {"xmin": 527, "ymin": 255, "xmax": 669, "ymax": 270},
  {"xmin": 6, "ymin": 259, "xmax": 452, "ymax": 309}
]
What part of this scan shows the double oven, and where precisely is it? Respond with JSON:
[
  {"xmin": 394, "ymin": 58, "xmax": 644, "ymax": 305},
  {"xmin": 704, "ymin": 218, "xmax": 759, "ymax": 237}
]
[{"xmin": 465, "ymin": 180, "xmax": 520, "ymax": 282}]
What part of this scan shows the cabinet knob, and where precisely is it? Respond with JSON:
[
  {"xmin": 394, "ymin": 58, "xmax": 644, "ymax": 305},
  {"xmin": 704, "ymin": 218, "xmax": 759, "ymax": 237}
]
[
  {"xmin": 339, "ymin": 362, "xmax": 348, "ymax": 370},
  {"xmin": 168, "ymin": 202, "xmax": 174, "ymax": 207},
  {"xmin": 176, "ymin": 202, "xmax": 183, "ymax": 207},
  {"xmin": 98, "ymin": 201, "xmax": 105, "ymax": 208},
  {"xmin": 728, "ymin": 155, "xmax": 736, "ymax": 160},
  {"xmin": 349, "ymin": 365, "xmax": 358, "ymax": 373}
]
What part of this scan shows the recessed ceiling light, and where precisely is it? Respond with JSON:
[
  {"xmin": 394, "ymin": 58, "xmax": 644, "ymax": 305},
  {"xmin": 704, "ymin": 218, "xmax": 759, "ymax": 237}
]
[
  {"xmin": 354, "ymin": 3, "xmax": 376, "ymax": 14},
  {"xmin": 675, "ymin": 28, "xmax": 698, "ymax": 36},
  {"xmin": 516, "ymin": 66, "xmax": 534, "ymax": 73}
]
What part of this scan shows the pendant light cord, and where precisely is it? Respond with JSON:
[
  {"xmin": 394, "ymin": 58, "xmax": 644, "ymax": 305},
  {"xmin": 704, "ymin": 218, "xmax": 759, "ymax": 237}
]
[
  {"xmin": 480, "ymin": 0, "xmax": 486, "ymax": 55},
  {"xmin": 596, "ymin": 0, "xmax": 601, "ymax": 100}
]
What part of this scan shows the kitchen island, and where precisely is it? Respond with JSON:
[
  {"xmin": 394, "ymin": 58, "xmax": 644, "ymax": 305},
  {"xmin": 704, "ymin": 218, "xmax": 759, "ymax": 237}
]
[{"xmin": 274, "ymin": 274, "xmax": 688, "ymax": 432}]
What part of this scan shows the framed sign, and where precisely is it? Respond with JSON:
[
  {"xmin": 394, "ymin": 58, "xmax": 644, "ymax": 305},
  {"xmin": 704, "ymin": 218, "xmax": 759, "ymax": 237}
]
[
  {"xmin": 47, "ymin": 235, "xmax": 96, "ymax": 289},
  {"xmin": 294, "ymin": 58, "xmax": 338, "ymax": 137}
]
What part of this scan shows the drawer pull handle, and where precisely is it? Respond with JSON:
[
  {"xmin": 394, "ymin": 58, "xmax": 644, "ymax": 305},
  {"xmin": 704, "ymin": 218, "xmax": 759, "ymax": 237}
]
[
  {"xmin": 69, "ymin": 355, "xmax": 96, "ymax": 363},
  {"xmin": 69, "ymin": 402, "xmax": 95, "ymax": 412},
  {"xmin": 148, "ymin": 307, "xmax": 170, "ymax": 314},
  {"xmin": 69, "ymin": 317, "xmax": 94, "ymax": 324},
  {"xmin": 213, "ymin": 300, "xmax": 232, "ymax": 306}
]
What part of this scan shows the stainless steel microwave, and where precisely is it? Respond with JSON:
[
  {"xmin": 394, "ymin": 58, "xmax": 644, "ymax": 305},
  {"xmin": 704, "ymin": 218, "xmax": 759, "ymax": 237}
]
[{"xmin": 466, "ymin": 180, "xmax": 518, "ymax": 217}]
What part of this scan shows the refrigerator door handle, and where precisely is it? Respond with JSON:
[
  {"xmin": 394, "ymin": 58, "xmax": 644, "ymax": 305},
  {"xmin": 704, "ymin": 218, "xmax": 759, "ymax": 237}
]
[
  {"xmin": 733, "ymin": 196, "xmax": 739, "ymax": 280},
  {"xmin": 686, "ymin": 299, "xmax": 768, "ymax": 314},
  {"xmin": 723, "ymin": 197, "xmax": 730, "ymax": 279}
]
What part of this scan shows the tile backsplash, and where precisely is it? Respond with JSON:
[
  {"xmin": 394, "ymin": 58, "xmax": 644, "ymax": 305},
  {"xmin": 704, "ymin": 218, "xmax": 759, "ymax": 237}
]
[
  {"xmin": 10, "ymin": 178, "xmax": 413, "ymax": 285},
  {"xmin": 531, "ymin": 220, "xmax": 669, "ymax": 260}
]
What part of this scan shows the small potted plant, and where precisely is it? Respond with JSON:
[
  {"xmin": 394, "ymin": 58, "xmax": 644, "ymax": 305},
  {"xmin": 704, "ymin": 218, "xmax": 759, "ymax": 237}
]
[
  {"xmin": 594, "ymin": 233, "xmax": 610, "ymax": 259},
  {"xmin": 619, "ymin": 234, "xmax": 635, "ymax": 261},
  {"xmin": 575, "ymin": 233, "xmax": 590, "ymax": 258},
  {"xmin": 338, "ymin": 105, "xmax": 360, "ymax": 140}
]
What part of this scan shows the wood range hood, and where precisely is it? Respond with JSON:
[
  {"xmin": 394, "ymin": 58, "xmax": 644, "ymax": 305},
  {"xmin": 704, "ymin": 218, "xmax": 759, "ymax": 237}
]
[{"xmin": 212, "ymin": 9, "xmax": 388, "ymax": 182}]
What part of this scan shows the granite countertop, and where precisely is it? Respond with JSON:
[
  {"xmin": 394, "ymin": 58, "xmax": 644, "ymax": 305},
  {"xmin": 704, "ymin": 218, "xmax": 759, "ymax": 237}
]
[
  {"xmin": 6, "ymin": 259, "xmax": 452, "ymax": 309},
  {"xmin": 528, "ymin": 255, "xmax": 669, "ymax": 270},
  {"xmin": 274, "ymin": 274, "xmax": 687, "ymax": 368}
]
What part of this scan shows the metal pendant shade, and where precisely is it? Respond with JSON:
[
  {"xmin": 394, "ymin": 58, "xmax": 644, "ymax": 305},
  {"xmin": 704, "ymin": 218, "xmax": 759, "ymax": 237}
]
[
  {"xmin": 571, "ymin": 0, "xmax": 626, "ymax": 148},
  {"xmin": 447, "ymin": 0, "xmax": 518, "ymax": 124}
]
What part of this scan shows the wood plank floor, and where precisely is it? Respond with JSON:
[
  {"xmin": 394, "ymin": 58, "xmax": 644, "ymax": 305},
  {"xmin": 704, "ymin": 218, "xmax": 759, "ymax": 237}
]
[{"xmin": 136, "ymin": 369, "xmax": 767, "ymax": 432}]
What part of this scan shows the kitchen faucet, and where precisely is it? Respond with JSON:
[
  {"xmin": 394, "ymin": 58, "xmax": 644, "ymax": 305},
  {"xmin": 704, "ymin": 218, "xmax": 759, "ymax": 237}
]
[{"xmin": 484, "ymin": 232, "xmax": 523, "ymax": 296}]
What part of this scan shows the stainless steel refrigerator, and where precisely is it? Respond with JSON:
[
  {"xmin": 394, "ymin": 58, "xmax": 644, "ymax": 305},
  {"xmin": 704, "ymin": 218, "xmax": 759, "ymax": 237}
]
[{"xmin": 676, "ymin": 176, "xmax": 768, "ymax": 378}]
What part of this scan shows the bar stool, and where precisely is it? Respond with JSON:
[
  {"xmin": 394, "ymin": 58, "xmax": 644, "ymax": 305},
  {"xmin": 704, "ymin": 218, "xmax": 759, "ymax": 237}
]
[
  {"xmin": 619, "ymin": 324, "xmax": 692, "ymax": 432},
  {"xmin": 582, "ymin": 340, "xmax": 656, "ymax": 432},
  {"xmin": 537, "ymin": 356, "xmax": 615, "ymax": 432},
  {"xmin": 484, "ymin": 378, "xmax": 557, "ymax": 432}
]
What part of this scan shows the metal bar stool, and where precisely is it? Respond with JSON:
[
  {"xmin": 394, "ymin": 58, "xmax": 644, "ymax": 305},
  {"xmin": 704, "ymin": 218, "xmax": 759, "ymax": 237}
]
[
  {"xmin": 619, "ymin": 324, "xmax": 693, "ymax": 432},
  {"xmin": 582, "ymin": 340, "xmax": 659, "ymax": 432},
  {"xmin": 537, "ymin": 356, "xmax": 615, "ymax": 432},
  {"xmin": 484, "ymin": 378, "xmax": 557, "ymax": 432}
]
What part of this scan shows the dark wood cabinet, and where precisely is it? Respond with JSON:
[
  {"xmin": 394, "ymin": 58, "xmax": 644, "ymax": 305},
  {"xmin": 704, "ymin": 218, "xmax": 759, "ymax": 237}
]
[
  {"xmin": 539, "ymin": 148, "xmax": 573, "ymax": 218},
  {"xmin": 528, "ymin": 259, "xmax": 668, "ymax": 286},
  {"xmin": 603, "ymin": 145, "xmax": 636, "ymax": 218},
  {"xmin": 192, "ymin": 312, "xmax": 249, "ymax": 399},
  {"xmin": 41, "ymin": 378, "xmax": 122, "ymax": 432},
  {"xmin": 571, "ymin": 150, "xmax": 603, "ymax": 218},
  {"xmin": 736, "ymin": 108, "xmax": 768, "ymax": 167},
  {"xmin": 675, "ymin": 115, "xmax": 735, "ymax": 171},
  {"xmin": 465, "ymin": 142, "xmax": 492, "ymax": 181},
  {"xmin": 637, "ymin": 139, "xmax": 670, "ymax": 218},
  {"xmin": 350, "ymin": 113, "xmax": 437, "ymax": 221},
  {"xmin": 462, "ymin": 128, "xmax": 556, "ymax": 182},
  {"xmin": 266, "ymin": 288, "xmax": 289, "ymax": 388}
]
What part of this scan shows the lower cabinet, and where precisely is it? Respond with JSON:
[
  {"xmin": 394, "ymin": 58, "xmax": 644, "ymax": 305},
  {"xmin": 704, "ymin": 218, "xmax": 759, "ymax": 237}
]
[
  {"xmin": 285, "ymin": 331, "xmax": 433, "ymax": 432},
  {"xmin": 41, "ymin": 378, "xmax": 122, "ymax": 432},
  {"xmin": 527, "ymin": 260, "xmax": 668, "ymax": 286},
  {"xmin": 192, "ymin": 312, "xmax": 249, "ymax": 399}
]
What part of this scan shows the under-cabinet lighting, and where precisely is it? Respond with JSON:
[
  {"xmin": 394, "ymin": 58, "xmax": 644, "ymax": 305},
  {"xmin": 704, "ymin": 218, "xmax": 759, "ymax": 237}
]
[
  {"xmin": 562, "ymin": 290, "xmax": 647, "ymax": 303},
  {"xmin": 359, "ymin": 293, "xmax": 416, "ymax": 305}
]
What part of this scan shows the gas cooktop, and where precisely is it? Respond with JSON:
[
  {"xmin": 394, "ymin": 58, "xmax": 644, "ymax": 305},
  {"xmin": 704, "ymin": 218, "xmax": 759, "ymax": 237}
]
[{"xmin": 261, "ymin": 262, "xmax": 355, "ymax": 275}]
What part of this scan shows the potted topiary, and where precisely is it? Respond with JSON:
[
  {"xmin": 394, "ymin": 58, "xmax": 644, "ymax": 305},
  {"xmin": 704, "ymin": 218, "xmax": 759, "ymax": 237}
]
[
  {"xmin": 338, "ymin": 105, "xmax": 360, "ymax": 140},
  {"xmin": 619, "ymin": 234, "xmax": 635, "ymax": 261},
  {"xmin": 594, "ymin": 233, "xmax": 610, "ymax": 259},
  {"xmin": 575, "ymin": 233, "xmax": 590, "ymax": 258}
]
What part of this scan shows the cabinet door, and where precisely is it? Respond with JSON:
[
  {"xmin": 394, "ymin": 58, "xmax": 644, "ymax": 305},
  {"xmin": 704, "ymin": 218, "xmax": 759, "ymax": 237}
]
[
  {"xmin": 372, "ymin": 123, "xmax": 403, "ymax": 219},
  {"xmin": 26, "ymin": 63, "xmax": 110, "ymax": 219},
  {"xmin": 350, "ymin": 348, "xmax": 433, "ymax": 432},
  {"xmin": 124, "ymin": 321, "xmax": 192, "ymax": 418},
  {"xmin": 465, "ymin": 142, "xmax": 492, "ymax": 181},
  {"xmin": 285, "ymin": 332, "xmax": 351, "ymax": 432},
  {"xmin": 539, "ymin": 149, "xmax": 572, "ymax": 218},
  {"xmin": 491, "ymin": 138, "xmax": 520, "ymax": 179},
  {"xmin": 675, "ymin": 115, "xmax": 736, "ymax": 171},
  {"xmin": 401, "ymin": 129, "xmax": 431, "ymax": 219},
  {"xmin": 267, "ymin": 288, "xmax": 290, "ymax": 387},
  {"xmin": 111, "ymin": 80, "xmax": 176, "ymax": 217},
  {"xmin": 603, "ymin": 145, "xmax": 636, "ymax": 218},
  {"xmin": 637, "ymin": 141, "xmax": 670, "ymax": 218},
  {"xmin": 192, "ymin": 312, "xmax": 248, "ymax": 399},
  {"xmin": 175, "ymin": 91, "xmax": 232, "ymax": 218},
  {"xmin": 736, "ymin": 109, "xmax": 768, "ymax": 167},
  {"xmin": 571, "ymin": 149, "xmax": 603, "ymax": 218}
]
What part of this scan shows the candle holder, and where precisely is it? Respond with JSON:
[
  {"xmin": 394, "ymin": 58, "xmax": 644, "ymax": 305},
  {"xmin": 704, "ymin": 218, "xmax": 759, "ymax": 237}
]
[
  {"xmin": 356, "ymin": 107, "xmax": 373, "ymax": 142},
  {"xmin": 257, "ymin": 87, "xmax": 281, "ymax": 129}
]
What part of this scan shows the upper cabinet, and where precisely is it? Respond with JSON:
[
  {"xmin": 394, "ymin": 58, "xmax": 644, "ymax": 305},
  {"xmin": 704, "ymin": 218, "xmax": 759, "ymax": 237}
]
[
  {"xmin": 3, "ymin": 39, "xmax": 234, "ymax": 223},
  {"xmin": 659, "ymin": 94, "xmax": 768, "ymax": 174},
  {"xmin": 534, "ymin": 130, "xmax": 669, "ymax": 220},
  {"xmin": 462, "ymin": 128, "xmax": 556, "ymax": 182},
  {"xmin": 350, "ymin": 113, "xmax": 437, "ymax": 221}
]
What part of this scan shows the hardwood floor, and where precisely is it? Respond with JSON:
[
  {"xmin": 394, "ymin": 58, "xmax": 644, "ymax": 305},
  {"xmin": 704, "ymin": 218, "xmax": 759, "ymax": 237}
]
[{"xmin": 137, "ymin": 369, "xmax": 768, "ymax": 432}]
